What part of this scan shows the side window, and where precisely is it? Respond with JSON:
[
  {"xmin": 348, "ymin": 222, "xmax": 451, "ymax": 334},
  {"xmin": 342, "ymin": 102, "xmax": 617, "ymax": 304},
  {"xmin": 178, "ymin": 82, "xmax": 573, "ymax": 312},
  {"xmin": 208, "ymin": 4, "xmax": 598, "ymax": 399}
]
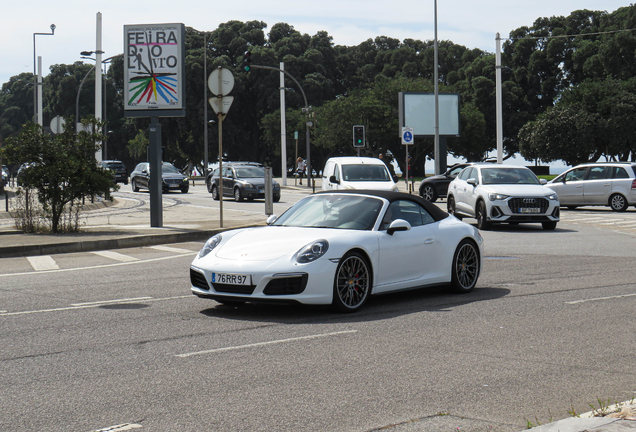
[
  {"xmin": 565, "ymin": 167, "xmax": 587, "ymax": 181},
  {"xmin": 612, "ymin": 167, "xmax": 629, "ymax": 179},
  {"xmin": 458, "ymin": 167, "xmax": 473, "ymax": 181},
  {"xmin": 588, "ymin": 166, "xmax": 609, "ymax": 180},
  {"xmin": 381, "ymin": 200, "xmax": 431, "ymax": 229}
]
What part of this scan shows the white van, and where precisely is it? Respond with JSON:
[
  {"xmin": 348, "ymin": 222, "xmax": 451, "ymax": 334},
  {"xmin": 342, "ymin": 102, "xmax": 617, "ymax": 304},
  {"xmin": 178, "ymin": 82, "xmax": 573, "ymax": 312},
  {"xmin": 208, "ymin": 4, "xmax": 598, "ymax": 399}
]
[{"xmin": 321, "ymin": 157, "xmax": 399, "ymax": 192}]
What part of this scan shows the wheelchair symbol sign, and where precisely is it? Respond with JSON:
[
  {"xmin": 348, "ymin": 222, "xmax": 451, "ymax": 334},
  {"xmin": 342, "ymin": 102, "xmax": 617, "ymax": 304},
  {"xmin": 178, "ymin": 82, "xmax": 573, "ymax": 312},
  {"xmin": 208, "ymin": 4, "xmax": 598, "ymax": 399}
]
[{"xmin": 402, "ymin": 127, "xmax": 414, "ymax": 145}]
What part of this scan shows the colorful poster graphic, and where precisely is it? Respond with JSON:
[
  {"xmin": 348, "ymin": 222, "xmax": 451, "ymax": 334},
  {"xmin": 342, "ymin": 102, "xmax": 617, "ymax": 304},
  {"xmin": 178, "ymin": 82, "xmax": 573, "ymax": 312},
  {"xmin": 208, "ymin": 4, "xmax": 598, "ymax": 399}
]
[{"xmin": 124, "ymin": 23, "xmax": 185, "ymax": 113}]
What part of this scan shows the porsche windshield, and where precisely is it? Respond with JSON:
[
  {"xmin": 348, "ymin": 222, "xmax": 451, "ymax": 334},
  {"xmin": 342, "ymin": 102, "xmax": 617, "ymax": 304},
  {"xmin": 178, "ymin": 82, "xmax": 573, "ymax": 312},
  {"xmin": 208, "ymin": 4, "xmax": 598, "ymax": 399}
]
[
  {"xmin": 481, "ymin": 168, "xmax": 541, "ymax": 185},
  {"xmin": 273, "ymin": 194, "xmax": 383, "ymax": 230}
]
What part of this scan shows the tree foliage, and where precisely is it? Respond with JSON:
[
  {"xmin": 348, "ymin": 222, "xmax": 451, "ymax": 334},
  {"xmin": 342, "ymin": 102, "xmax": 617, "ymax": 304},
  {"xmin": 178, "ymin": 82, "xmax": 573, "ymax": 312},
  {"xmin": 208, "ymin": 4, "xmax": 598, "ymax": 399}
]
[{"xmin": 1, "ymin": 117, "xmax": 116, "ymax": 232}]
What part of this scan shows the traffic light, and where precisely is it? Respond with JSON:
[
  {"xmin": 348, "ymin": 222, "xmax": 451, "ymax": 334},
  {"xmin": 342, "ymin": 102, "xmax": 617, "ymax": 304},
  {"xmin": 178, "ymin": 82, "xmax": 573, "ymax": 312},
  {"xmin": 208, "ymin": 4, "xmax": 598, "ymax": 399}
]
[
  {"xmin": 243, "ymin": 51, "xmax": 251, "ymax": 72},
  {"xmin": 353, "ymin": 125, "xmax": 365, "ymax": 147}
]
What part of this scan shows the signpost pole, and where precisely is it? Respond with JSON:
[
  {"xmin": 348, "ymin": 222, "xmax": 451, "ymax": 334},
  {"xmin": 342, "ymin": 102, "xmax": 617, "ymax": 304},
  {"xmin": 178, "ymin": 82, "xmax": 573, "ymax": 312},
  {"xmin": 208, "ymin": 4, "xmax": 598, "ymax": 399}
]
[
  {"xmin": 149, "ymin": 117, "xmax": 163, "ymax": 227},
  {"xmin": 217, "ymin": 67, "xmax": 224, "ymax": 228}
]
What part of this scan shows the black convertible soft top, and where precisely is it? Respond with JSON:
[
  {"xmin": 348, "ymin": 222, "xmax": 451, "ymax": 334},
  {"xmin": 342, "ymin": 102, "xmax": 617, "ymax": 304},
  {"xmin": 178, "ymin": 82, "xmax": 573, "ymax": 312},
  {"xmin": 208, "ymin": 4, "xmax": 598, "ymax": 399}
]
[{"xmin": 316, "ymin": 189, "xmax": 450, "ymax": 222}]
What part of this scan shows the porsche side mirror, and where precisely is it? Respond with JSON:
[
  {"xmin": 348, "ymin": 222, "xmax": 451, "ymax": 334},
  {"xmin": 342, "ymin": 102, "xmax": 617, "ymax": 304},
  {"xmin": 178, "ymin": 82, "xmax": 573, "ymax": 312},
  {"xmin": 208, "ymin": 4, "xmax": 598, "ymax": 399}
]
[
  {"xmin": 387, "ymin": 219, "xmax": 411, "ymax": 235},
  {"xmin": 266, "ymin": 214, "xmax": 278, "ymax": 225}
]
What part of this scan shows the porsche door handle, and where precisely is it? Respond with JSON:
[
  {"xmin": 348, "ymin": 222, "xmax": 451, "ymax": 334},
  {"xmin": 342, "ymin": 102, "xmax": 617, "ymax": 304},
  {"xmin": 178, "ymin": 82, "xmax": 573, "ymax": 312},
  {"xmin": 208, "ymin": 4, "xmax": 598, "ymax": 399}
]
[{"xmin": 424, "ymin": 239, "xmax": 434, "ymax": 244}]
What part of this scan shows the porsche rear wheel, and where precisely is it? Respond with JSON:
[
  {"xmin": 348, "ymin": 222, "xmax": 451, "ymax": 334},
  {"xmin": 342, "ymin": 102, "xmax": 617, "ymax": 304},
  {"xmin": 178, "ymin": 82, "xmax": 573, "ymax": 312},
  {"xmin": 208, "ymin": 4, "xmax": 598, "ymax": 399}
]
[
  {"xmin": 332, "ymin": 252, "xmax": 371, "ymax": 313},
  {"xmin": 450, "ymin": 239, "xmax": 479, "ymax": 293}
]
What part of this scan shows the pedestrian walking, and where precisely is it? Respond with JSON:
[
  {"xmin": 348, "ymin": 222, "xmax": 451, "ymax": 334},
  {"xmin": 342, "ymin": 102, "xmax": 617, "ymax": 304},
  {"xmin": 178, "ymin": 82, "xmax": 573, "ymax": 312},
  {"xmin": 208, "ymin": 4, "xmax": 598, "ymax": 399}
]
[{"xmin": 297, "ymin": 157, "xmax": 307, "ymax": 185}]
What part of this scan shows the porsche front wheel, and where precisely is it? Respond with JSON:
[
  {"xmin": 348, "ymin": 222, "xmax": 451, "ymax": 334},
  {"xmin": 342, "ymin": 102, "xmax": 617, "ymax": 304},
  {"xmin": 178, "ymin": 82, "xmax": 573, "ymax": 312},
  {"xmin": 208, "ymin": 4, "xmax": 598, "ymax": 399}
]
[{"xmin": 332, "ymin": 252, "xmax": 371, "ymax": 313}]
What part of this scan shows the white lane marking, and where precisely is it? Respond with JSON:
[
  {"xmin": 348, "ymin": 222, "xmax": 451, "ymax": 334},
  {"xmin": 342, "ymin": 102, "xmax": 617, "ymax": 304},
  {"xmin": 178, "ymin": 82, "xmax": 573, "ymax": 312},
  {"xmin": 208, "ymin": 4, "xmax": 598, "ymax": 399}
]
[
  {"xmin": 149, "ymin": 245, "xmax": 193, "ymax": 254},
  {"xmin": 27, "ymin": 256, "xmax": 60, "ymax": 271},
  {"xmin": 71, "ymin": 297, "xmax": 152, "ymax": 307},
  {"xmin": 91, "ymin": 250, "xmax": 140, "ymax": 262},
  {"xmin": 0, "ymin": 295, "xmax": 191, "ymax": 317},
  {"xmin": 176, "ymin": 330, "xmax": 358, "ymax": 358},
  {"xmin": 566, "ymin": 293, "xmax": 636, "ymax": 305},
  {"xmin": 0, "ymin": 252, "xmax": 196, "ymax": 278},
  {"xmin": 90, "ymin": 424, "xmax": 143, "ymax": 431}
]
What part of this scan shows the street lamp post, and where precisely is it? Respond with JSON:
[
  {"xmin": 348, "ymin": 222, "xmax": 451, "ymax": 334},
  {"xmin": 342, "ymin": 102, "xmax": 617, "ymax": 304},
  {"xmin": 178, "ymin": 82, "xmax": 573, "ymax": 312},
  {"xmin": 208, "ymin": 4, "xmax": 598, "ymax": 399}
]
[
  {"xmin": 33, "ymin": 24, "xmax": 56, "ymax": 125},
  {"xmin": 76, "ymin": 54, "xmax": 121, "ymax": 135}
]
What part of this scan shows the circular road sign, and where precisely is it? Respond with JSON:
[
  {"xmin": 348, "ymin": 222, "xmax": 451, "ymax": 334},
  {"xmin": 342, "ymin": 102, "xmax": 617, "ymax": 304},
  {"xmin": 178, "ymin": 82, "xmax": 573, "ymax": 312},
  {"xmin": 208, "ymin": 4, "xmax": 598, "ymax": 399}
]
[{"xmin": 208, "ymin": 68, "xmax": 235, "ymax": 96}]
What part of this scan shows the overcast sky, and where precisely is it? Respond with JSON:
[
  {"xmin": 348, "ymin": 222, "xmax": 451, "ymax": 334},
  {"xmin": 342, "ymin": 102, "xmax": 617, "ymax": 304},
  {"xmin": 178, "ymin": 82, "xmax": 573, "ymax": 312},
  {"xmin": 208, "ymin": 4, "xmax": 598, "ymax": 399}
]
[{"xmin": 1, "ymin": 1, "xmax": 631, "ymax": 85}]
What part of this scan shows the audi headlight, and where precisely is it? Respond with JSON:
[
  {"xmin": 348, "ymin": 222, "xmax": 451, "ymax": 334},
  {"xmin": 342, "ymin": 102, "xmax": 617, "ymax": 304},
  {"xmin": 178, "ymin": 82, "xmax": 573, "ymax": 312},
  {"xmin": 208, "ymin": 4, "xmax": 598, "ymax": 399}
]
[
  {"xmin": 547, "ymin": 193, "xmax": 558, "ymax": 200},
  {"xmin": 489, "ymin": 193, "xmax": 509, "ymax": 201},
  {"xmin": 296, "ymin": 240, "xmax": 329, "ymax": 263},
  {"xmin": 198, "ymin": 234, "xmax": 222, "ymax": 258}
]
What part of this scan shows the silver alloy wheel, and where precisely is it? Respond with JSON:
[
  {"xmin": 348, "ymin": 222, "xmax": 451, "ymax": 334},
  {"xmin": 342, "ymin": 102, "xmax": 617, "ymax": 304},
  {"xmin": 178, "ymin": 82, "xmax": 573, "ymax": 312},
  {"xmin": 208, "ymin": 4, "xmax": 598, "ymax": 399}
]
[
  {"xmin": 421, "ymin": 184, "xmax": 436, "ymax": 202},
  {"xmin": 610, "ymin": 194, "xmax": 627, "ymax": 212},
  {"xmin": 451, "ymin": 240, "xmax": 479, "ymax": 292},
  {"xmin": 234, "ymin": 188, "xmax": 243, "ymax": 202},
  {"xmin": 334, "ymin": 253, "xmax": 370, "ymax": 311},
  {"xmin": 211, "ymin": 185, "xmax": 219, "ymax": 200}
]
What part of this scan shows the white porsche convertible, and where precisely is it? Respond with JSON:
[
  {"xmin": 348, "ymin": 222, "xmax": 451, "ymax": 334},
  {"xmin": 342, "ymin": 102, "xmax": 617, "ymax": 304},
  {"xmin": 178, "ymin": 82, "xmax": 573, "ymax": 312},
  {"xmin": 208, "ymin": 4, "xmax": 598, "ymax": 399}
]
[{"xmin": 190, "ymin": 190, "xmax": 483, "ymax": 312}]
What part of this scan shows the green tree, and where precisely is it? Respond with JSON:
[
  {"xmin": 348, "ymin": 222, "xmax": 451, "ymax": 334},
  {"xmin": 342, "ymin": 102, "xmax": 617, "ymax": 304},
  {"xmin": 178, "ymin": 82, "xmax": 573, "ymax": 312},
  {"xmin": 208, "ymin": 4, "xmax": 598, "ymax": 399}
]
[{"xmin": 1, "ymin": 117, "xmax": 115, "ymax": 233}]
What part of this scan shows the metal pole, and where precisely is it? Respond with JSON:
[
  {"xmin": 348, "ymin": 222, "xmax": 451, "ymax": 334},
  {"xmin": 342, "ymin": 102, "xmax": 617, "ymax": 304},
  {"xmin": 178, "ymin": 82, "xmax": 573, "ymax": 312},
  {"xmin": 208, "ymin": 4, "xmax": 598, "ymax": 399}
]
[
  {"xmin": 95, "ymin": 12, "xmax": 103, "ymax": 163},
  {"xmin": 33, "ymin": 24, "xmax": 55, "ymax": 124},
  {"xmin": 37, "ymin": 57, "xmax": 43, "ymax": 126},
  {"xmin": 76, "ymin": 64, "xmax": 97, "ymax": 131},
  {"xmin": 433, "ymin": 0, "xmax": 441, "ymax": 175},
  {"xmin": 203, "ymin": 33, "xmax": 208, "ymax": 180},
  {"xmin": 496, "ymin": 33, "xmax": 503, "ymax": 164},
  {"xmin": 149, "ymin": 117, "xmax": 163, "ymax": 227},
  {"xmin": 218, "ymin": 67, "xmax": 224, "ymax": 228},
  {"xmin": 280, "ymin": 62, "xmax": 287, "ymax": 186}
]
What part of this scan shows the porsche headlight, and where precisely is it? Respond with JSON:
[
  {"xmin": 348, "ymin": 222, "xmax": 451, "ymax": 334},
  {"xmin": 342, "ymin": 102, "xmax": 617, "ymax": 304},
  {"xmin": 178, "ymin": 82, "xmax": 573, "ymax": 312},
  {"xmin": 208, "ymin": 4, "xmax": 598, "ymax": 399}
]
[
  {"xmin": 488, "ymin": 193, "xmax": 509, "ymax": 201},
  {"xmin": 198, "ymin": 234, "xmax": 222, "ymax": 258},
  {"xmin": 296, "ymin": 240, "xmax": 329, "ymax": 263}
]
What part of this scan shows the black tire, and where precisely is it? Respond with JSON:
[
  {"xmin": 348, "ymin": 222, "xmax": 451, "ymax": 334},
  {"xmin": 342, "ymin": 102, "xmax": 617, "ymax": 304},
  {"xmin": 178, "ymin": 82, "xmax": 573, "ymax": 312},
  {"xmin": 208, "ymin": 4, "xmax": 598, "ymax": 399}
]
[
  {"xmin": 542, "ymin": 221, "xmax": 557, "ymax": 230},
  {"xmin": 476, "ymin": 201, "xmax": 491, "ymax": 230},
  {"xmin": 206, "ymin": 178, "xmax": 213, "ymax": 193},
  {"xmin": 273, "ymin": 195, "xmax": 281, "ymax": 203},
  {"xmin": 609, "ymin": 193, "xmax": 628, "ymax": 212},
  {"xmin": 234, "ymin": 187, "xmax": 243, "ymax": 202},
  {"xmin": 420, "ymin": 184, "xmax": 437, "ymax": 202},
  {"xmin": 447, "ymin": 195, "xmax": 462, "ymax": 220},
  {"xmin": 211, "ymin": 185, "xmax": 219, "ymax": 200},
  {"xmin": 132, "ymin": 179, "xmax": 139, "ymax": 192},
  {"xmin": 450, "ymin": 239, "xmax": 480, "ymax": 293},
  {"xmin": 181, "ymin": 187, "xmax": 189, "ymax": 194},
  {"xmin": 332, "ymin": 252, "xmax": 371, "ymax": 313}
]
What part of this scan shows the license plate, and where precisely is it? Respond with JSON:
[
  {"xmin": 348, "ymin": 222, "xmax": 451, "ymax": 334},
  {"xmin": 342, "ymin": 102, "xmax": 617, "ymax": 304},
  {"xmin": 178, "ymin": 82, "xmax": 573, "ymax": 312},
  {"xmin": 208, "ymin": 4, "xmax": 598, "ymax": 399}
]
[
  {"xmin": 259, "ymin": 189, "xmax": 264, "ymax": 193},
  {"xmin": 170, "ymin": 184, "xmax": 180, "ymax": 188},
  {"xmin": 519, "ymin": 207, "xmax": 541, "ymax": 213},
  {"xmin": 212, "ymin": 272, "xmax": 251, "ymax": 285}
]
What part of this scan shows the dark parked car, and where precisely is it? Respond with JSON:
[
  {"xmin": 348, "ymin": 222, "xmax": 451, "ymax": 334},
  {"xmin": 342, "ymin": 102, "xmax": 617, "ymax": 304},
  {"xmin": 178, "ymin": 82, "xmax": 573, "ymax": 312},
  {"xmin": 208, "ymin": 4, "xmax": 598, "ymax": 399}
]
[
  {"xmin": 100, "ymin": 160, "xmax": 128, "ymax": 185},
  {"xmin": 206, "ymin": 162, "xmax": 280, "ymax": 202},
  {"xmin": 130, "ymin": 162, "xmax": 189, "ymax": 193},
  {"xmin": 419, "ymin": 163, "xmax": 473, "ymax": 202}
]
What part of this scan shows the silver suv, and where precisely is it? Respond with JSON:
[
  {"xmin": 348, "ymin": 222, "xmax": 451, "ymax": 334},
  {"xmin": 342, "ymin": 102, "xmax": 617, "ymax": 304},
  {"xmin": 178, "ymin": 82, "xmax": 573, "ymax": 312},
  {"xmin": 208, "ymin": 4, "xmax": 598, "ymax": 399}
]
[{"xmin": 546, "ymin": 162, "xmax": 636, "ymax": 211}]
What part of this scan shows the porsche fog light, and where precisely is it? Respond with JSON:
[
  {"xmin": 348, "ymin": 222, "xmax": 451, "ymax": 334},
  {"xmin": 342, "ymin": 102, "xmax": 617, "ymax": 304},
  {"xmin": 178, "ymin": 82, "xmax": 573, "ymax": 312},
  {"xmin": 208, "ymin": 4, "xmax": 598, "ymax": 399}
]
[
  {"xmin": 296, "ymin": 240, "xmax": 329, "ymax": 263},
  {"xmin": 199, "ymin": 234, "xmax": 222, "ymax": 258}
]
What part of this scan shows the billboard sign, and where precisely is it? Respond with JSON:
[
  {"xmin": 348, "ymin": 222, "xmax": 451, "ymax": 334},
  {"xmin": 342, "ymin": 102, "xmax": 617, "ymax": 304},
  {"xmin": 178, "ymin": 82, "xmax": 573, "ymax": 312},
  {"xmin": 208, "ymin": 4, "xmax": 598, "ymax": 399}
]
[
  {"xmin": 124, "ymin": 23, "xmax": 185, "ymax": 117},
  {"xmin": 398, "ymin": 92, "xmax": 460, "ymax": 137}
]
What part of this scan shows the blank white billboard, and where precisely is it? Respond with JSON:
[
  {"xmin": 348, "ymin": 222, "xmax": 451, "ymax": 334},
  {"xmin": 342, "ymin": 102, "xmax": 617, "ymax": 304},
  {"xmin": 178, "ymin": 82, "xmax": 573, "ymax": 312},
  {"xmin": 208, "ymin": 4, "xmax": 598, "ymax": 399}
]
[{"xmin": 399, "ymin": 92, "xmax": 460, "ymax": 137}]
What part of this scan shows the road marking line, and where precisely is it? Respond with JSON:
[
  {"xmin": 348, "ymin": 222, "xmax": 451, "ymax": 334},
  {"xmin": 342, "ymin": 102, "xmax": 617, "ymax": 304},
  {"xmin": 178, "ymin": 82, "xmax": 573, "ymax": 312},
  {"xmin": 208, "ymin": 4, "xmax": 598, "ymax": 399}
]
[
  {"xmin": 566, "ymin": 293, "xmax": 636, "ymax": 304},
  {"xmin": 176, "ymin": 330, "xmax": 359, "ymax": 358},
  {"xmin": 0, "ymin": 295, "xmax": 191, "ymax": 317},
  {"xmin": 149, "ymin": 245, "xmax": 193, "ymax": 254},
  {"xmin": 0, "ymin": 253, "xmax": 196, "ymax": 278},
  {"xmin": 71, "ymin": 297, "xmax": 152, "ymax": 307},
  {"xmin": 90, "ymin": 424, "xmax": 143, "ymax": 432},
  {"xmin": 27, "ymin": 256, "xmax": 59, "ymax": 271},
  {"xmin": 92, "ymin": 250, "xmax": 140, "ymax": 262}
]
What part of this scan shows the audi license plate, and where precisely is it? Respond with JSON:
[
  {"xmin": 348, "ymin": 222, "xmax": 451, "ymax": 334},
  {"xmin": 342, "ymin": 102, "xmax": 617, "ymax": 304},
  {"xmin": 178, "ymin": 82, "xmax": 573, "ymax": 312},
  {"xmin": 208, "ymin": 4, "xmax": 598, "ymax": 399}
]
[
  {"xmin": 519, "ymin": 207, "xmax": 541, "ymax": 213},
  {"xmin": 212, "ymin": 272, "xmax": 251, "ymax": 285}
]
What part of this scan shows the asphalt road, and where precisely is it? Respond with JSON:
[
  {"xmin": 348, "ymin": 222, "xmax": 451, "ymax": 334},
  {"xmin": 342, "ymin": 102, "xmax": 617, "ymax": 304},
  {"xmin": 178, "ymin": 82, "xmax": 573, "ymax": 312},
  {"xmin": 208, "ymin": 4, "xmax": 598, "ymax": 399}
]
[{"xmin": 1, "ymin": 195, "xmax": 636, "ymax": 432}]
